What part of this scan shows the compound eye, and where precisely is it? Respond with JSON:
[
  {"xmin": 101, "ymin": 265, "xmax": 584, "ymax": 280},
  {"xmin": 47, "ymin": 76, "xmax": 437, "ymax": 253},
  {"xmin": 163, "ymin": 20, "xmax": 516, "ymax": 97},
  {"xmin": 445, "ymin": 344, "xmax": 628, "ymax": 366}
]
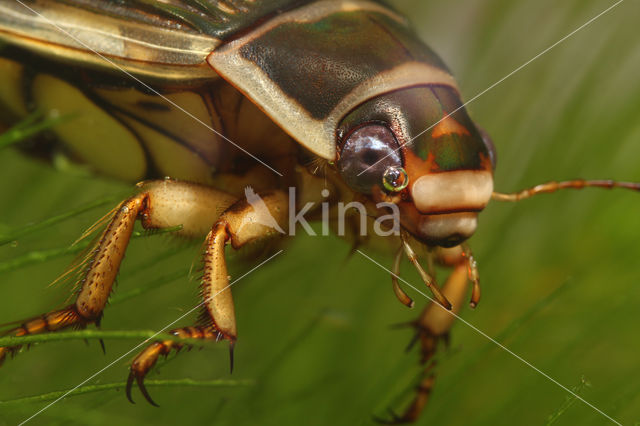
[{"xmin": 337, "ymin": 124, "xmax": 402, "ymax": 194}]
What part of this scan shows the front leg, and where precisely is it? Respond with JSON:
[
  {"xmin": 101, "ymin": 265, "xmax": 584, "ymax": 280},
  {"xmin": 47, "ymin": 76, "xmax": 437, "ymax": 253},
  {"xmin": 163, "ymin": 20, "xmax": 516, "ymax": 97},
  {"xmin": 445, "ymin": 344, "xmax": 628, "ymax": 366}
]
[
  {"xmin": 383, "ymin": 246, "xmax": 472, "ymax": 424},
  {"xmin": 126, "ymin": 190, "xmax": 288, "ymax": 405}
]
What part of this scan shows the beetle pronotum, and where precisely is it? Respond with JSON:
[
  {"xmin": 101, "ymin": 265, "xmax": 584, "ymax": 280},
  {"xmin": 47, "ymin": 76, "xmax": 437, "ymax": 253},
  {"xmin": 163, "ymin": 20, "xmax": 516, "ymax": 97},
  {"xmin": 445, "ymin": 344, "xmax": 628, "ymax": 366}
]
[{"xmin": 0, "ymin": 0, "xmax": 638, "ymax": 423}]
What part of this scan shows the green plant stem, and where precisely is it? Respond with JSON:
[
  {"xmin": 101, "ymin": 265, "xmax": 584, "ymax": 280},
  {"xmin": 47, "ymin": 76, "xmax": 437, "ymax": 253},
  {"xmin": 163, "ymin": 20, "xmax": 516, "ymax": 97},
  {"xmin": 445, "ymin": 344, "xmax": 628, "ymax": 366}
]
[
  {"xmin": 0, "ymin": 378, "xmax": 253, "ymax": 405},
  {"xmin": 0, "ymin": 328, "xmax": 218, "ymax": 347},
  {"xmin": 0, "ymin": 241, "xmax": 90, "ymax": 273},
  {"xmin": 376, "ymin": 279, "xmax": 571, "ymax": 416},
  {"xmin": 110, "ymin": 268, "xmax": 190, "ymax": 304},
  {"xmin": 0, "ymin": 197, "xmax": 118, "ymax": 246},
  {"xmin": 0, "ymin": 111, "xmax": 75, "ymax": 150},
  {"xmin": 546, "ymin": 377, "xmax": 591, "ymax": 425},
  {"xmin": 0, "ymin": 225, "xmax": 184, "ymax": 273}
]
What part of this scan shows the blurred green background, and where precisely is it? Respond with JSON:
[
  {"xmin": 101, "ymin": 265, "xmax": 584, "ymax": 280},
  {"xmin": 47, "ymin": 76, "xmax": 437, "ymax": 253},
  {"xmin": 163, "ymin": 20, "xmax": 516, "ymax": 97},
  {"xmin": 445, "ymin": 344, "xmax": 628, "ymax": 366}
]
[{"xmin": 1, "ymin": 0, "xmax": 639, "ymax": 425}]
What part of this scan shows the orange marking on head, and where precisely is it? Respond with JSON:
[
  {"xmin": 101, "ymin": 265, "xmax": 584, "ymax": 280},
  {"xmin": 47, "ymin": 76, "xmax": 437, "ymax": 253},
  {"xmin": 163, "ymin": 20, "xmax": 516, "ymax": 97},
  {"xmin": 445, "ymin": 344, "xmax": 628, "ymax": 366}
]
[
  {"xmin": 479, "ymin": 152, "xmax": 493, "ymax": 172},
  {"xmin": 403, "ymin": 150, "xmax": 440, "ymax": 180},
  {"xmin": 432, "ymin": 115, "xmax": 471, "ymax": 139}
]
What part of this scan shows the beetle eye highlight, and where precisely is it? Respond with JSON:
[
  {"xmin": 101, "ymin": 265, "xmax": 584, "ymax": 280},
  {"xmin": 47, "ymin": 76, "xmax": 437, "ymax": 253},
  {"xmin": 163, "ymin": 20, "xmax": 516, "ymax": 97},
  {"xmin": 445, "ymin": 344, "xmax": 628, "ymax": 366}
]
[
  {"xmin": 337, "ymin": 124, "xmax": 402, "ymax": 194},
  {"xmin": 382, "ymin": 166, "xmax": 408, "ymax": 192}
]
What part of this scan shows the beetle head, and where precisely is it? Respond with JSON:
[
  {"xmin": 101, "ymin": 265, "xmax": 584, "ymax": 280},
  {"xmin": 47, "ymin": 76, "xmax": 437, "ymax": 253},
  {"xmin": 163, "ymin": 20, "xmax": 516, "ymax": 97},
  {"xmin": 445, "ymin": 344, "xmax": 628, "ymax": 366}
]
[{"xmin": 336, "ymin": 86, "xmax": 495, "ymax": 247}]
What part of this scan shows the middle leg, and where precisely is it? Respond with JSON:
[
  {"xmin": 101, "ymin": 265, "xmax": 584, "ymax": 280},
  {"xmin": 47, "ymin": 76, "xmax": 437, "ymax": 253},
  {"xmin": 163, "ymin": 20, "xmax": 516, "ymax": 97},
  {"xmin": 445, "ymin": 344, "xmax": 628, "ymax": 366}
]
[{"xmin": 126, "ymin": 189, "xmax": 289, "ymax": 405}]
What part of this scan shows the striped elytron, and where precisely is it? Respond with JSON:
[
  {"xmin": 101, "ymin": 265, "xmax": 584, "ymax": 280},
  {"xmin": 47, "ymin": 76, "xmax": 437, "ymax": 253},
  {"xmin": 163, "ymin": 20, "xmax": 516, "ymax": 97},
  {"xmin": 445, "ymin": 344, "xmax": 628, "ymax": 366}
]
[{"xmin": 0, "ymin": 0, "xmax": 638, "ymax": 422}]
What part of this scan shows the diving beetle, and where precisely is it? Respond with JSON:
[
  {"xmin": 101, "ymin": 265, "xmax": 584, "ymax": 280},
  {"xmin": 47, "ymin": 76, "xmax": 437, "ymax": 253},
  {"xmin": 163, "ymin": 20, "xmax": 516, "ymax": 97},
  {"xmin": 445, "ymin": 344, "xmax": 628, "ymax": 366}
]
[{"xmin": 0, "ymin": 0, "xmax": 638, "ymax": 422}]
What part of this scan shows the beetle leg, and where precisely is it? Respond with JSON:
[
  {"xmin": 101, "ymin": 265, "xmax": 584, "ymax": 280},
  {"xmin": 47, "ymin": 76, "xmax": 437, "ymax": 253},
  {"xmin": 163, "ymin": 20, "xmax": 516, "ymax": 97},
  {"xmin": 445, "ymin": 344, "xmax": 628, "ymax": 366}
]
[
  {"xmin": 375, "ymin": 365, "xmax": 437, "ymax": 425},
  {"xmin": 125, "ymin": 325, "xmax": 221, "ymax": 407},
  {"xmin": 400, "ymin": 234, "xmax": 452, "ymax": 310},
  {"xmin": 126, "ymin": 219, "xmax": 237, "ymax": 406},
  {"xmin": 126, "ymin": 190, "xmax": 288, "ymax": 406},
  {"xmin": 0, "ymin": 180, "xmax": 238, "ymax": 365},
  {"xmin": 0, "ymin": 308, "xmax": 88, "ymax": 364},
  {"xmin": 384, "ymin": 247, "xmax": 471, "ymax": 424},
  {"xmin": 0, "ymin": 194, "xmax": 146, "ymax": 365},
  {"xmin": 412, "ymin": 254, "xmax": 468, "ymax": 363},
  {"xmin": 461, "ymin": 244, "xmax": 481, "ymax": 308},
  {"xmin": 391, "ymin": 245, "xmax": 414, "ymax": 308}
]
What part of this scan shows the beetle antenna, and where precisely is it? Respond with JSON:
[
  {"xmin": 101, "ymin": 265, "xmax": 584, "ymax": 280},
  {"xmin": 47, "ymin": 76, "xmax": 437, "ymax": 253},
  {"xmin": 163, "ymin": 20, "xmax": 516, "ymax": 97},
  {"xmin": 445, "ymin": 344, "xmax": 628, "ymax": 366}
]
[{"xmin": 492, "ymin": 179, "xmax": 640, "ymax": 201}]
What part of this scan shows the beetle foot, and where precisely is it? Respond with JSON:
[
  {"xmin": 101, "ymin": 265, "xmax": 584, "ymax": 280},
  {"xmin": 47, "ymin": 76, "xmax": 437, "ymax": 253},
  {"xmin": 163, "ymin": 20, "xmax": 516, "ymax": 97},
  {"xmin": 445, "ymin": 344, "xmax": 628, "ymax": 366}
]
[
  {"xmin": 376, "ymin": 323, "xmax": 446, "ymax": 423},
  {"xmin": 0, "ymin": 345, "xmax": 19, "ymax": 367},
  {"xmin": 126, "ymin": 341, "xmax": 168, "ymax": 406},
  {"xmin": 125, "ymin": 326, "xmax": 233, "ymax": 406},
  {"xmin": 375, "ymin": 371, "xmax": 437, "ymax": 424},
  {"xmin": 0, "ymin": 305, "xmax": 89, "ymax": 367}
]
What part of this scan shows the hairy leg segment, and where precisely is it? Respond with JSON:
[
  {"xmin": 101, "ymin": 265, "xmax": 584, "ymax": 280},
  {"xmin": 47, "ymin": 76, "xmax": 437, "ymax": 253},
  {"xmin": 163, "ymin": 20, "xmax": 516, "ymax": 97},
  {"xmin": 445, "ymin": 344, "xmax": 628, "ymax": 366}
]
[
  {"xmin": 0, "ymin": 179, "xmax": 288, "ymax": 405},
  {"xmin": 382, "ymin": 246, "xmax": 474, "ymax": 424}
]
